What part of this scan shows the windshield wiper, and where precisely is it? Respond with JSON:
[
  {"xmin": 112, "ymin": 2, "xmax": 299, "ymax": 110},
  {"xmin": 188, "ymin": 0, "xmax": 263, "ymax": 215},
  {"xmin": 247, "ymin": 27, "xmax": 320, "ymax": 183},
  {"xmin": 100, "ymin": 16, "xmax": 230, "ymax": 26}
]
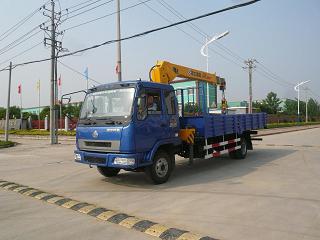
[
  {"xmin": 81, "ymin": 118, "xmax": 96, "ymax": 125},
  {"xmin": 96, "ymin": 117, "xmax": 123, "ymax": 125}
]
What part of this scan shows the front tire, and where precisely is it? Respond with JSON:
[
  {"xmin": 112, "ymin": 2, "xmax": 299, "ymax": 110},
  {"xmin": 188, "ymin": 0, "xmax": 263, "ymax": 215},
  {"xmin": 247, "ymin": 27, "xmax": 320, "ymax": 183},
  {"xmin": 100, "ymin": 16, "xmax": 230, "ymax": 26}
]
[
  {"xmin": 97, "ymin": 166, "xmax": 120, "ymax": 177},
  {"xmin": 146, "ymin": 151, "xmax": 173, "ymax": 184},
  {"xmin": 229, "ymin": 137, "xmax": 247, "ymax": 159}
]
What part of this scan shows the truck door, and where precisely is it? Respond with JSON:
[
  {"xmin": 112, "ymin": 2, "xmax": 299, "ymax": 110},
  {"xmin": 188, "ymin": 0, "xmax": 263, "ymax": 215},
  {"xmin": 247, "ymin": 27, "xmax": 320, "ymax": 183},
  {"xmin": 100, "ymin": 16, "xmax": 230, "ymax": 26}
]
[
  {"xmin": 135, "ymin": 88, "xmax": 167, "ymax": 152},
  {"xmin": 163, "ymin": 90, "xmax": 180, "ymax": 139}
]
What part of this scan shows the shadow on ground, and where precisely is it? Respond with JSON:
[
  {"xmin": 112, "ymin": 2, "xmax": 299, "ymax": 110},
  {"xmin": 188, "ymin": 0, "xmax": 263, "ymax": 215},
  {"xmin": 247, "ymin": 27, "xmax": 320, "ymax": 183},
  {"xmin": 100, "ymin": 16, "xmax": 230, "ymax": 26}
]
[{"xmin": 101, "ymin": 147, "xmax": 296, "ymax": 189}]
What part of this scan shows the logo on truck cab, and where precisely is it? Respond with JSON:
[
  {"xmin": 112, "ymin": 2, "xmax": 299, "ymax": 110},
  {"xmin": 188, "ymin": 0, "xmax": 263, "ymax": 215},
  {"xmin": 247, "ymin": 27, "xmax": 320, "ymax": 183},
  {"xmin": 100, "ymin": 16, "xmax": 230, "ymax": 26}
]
[{"xmin": 92, "ymin": 130, "xmax": 99, "ymax": 138}]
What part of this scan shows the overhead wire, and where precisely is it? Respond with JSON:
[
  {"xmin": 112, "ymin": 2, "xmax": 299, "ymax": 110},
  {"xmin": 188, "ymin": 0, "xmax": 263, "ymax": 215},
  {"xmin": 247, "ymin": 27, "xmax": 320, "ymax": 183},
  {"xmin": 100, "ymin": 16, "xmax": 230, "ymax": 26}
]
[
  {"xmin": 63, "ymin": 0, "xmax": 115, "ymax": 21},
  {"xmin": 141, "ymin": 0, "xmax": 244, "ymax": 68},
  {"xmin": 0, "ymin": 0, "xmax": 261, "ymax": 73},
  {"xmin": 58, "ymin": 60, "xmax": 102, "ymax": 84},
  {"xmin": 0, "ymin": 41, "xmax": 43, "ymax": 67},
  {"xmin": 0, "ymin": 29, "xmax": 42, "ymax": 57},
  {"xmin": 0, "ymin": 1, "xmax": 48, "ymax": 42},
  {"xmin": 157, "ymin": 0, "xmax": 298, "ymax": 89},
  {"xmin": 64, "ymin": 0, "xmax": 152, "ymax": 31},
  {"xmin": 157, "ymin": 0, "xmax": 246, "ymax": 63}
]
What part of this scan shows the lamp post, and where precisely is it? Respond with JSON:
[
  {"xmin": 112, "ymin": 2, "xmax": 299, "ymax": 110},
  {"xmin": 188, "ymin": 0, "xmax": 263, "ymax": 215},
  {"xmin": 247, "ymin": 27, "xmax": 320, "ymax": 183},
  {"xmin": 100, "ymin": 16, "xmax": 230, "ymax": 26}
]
[
  {"xmin": 294, "ymin": 80, "xmax": 310, "ymax": 122},
  {"xmin": 200, "ymin": 31, "xmax": 229, "ymax": 111}
]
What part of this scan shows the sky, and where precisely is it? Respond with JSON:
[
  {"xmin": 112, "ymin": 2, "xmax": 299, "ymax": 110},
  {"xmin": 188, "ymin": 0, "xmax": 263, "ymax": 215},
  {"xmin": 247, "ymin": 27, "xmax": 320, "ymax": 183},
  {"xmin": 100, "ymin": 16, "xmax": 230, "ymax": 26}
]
[{"xmin": 0, "ymin": 0, "xmax": 319, "ymax": 108}]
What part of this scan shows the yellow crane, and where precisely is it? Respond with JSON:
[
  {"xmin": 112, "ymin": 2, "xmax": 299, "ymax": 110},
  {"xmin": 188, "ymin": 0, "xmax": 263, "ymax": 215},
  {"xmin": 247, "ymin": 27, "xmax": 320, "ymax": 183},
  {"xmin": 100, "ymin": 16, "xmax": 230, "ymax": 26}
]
[{"xmin": 149, "ymin": 60, "xmax": 227, "ymax": 112}]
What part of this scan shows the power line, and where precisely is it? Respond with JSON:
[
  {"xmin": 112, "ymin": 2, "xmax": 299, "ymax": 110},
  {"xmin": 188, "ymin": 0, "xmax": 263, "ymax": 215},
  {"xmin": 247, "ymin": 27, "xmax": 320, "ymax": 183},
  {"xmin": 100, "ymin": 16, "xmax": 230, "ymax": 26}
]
[
  {"xmin": 0, "ymin": 26, "xmax": 40, "ymax": 54},
  {"xmin": 256, "ymin": 61, "xmax": 294, "ymax": 86},
  {"xmin": 65, "ymin": 0, "xmax": 103, "ymax": 10},
  {"xmin": 155, "ymin": 0, "xmax": 298, "ymax": 90},
  {"xmin": 157, "ymin": 0, "xmax": 246, "ymax": 64},
  {"xmin": 64, "ymin": 0, "xmax": 115, "ymax": 21},
  {"xmin": 63, "ymin": 0, "xmax": 106, "ymax": 15},
  {"xmin": 0, "ymin": 31, "xmax": 42, "ymax": 58},
  {"xmin": 0, "ymin": 0, "xmax": 261, "ymax": 72},
  {"xmin": 64, "ymin": 0, "xmax": 152, "ymax": 31},
  {"xmin": 140, "ymin": 0, "xmax": 244, "ymax": 68},
  {"xmin": 58, "ymin": 60, "xmax": 102, "ymax": 85},
  {"xmin": 0, "ymin": 41, "xmax": 42, "ymax": 68},
  {"xmin": 0, "ymin": 1, "xmax": 49, "ymax": 42}
]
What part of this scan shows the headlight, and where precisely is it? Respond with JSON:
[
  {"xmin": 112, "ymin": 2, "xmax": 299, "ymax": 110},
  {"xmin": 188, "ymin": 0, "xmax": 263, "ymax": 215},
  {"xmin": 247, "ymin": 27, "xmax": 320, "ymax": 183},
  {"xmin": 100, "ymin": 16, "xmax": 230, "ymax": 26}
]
[
  {"xmin": 74, "ymin": 153, "xmax": 81, "ymax": 161},
  {"xmin": 114, "ymin": 157, "xmax": 135, "ymax": 165}
]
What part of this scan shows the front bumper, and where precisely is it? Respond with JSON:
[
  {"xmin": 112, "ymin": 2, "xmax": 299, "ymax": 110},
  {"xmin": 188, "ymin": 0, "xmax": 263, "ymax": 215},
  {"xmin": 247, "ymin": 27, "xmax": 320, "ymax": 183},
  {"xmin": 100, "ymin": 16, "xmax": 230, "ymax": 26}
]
[{"xmin": 74, "ymin": 150, "xmax": 149, "ymax": 169}]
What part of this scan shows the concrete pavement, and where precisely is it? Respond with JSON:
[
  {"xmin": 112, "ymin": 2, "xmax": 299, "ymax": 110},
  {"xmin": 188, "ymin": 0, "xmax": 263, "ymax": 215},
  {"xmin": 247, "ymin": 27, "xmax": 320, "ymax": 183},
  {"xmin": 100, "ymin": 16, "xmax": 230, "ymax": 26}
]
[{"xmin": 1, "ymin": 128, "xmax": 320, "ymax": 240}]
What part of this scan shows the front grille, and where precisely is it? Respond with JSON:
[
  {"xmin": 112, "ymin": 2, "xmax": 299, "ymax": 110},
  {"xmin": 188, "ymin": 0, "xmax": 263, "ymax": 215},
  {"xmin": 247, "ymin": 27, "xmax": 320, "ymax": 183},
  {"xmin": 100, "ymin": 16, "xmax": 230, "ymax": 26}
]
[
  {"xmin": 85, "ymin": 141, "xmax": 112, "ymax": 148},
  {"xmin": 84, "ymin": 156, "xmax": 106, "ymax": 164}
]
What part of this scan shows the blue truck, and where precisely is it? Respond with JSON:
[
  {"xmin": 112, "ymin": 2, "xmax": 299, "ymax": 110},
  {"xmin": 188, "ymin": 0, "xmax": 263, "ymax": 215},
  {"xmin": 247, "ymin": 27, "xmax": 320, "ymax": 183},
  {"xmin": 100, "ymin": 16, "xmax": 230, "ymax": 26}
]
[{"xmin": 73, "ymin": 61, "xmax": 267, "ymax": 184}]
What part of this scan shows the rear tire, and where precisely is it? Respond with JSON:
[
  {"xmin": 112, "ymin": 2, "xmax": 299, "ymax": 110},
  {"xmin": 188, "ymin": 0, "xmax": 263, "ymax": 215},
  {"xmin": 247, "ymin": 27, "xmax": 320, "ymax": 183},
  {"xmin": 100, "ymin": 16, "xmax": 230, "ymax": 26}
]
[
  {"xmin": 146, "ymin": 150, "xmax": 173, "ymax": 184},
  {"xmin": 229, "ymin": 137, "xmax": 247, "ymax": 159},
  {"xmin": 97, "ymin": 166, "xmax": 120, "ymax": 177}
]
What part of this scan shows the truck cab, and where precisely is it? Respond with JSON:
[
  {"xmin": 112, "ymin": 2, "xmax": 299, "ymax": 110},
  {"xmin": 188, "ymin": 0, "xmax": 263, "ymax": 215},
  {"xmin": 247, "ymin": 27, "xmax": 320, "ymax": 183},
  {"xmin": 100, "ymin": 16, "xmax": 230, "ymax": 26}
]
[{"xmin": 75, "ymin": 80, "xmax": 181, "ymax": 183}]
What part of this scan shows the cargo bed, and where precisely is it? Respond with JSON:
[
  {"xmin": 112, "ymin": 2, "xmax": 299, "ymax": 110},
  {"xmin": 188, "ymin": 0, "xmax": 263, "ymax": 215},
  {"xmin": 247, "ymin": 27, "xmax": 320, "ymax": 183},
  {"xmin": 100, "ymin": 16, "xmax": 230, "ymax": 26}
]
[{"xmin": 179, "ymin": 113, "xmax": 267, "ymax": 138}]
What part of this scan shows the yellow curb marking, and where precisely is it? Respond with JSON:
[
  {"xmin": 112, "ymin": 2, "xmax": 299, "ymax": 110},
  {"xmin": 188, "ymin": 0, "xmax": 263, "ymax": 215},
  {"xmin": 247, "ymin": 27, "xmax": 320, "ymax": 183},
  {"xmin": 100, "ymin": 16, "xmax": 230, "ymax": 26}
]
[
  {"xmin": 34, "ymin": 192, "xmax": 53, "ymax": 200},
  {"xmin": 96, "ymin": 210, "xmax": 119, "ymax": 221},
  {"xmin": 145, "ymin": 224, "xmax": 170, "ymax": 237},
  {"xmin": 177, "ymin": 232, "xmax": 203, "ymax": 240},
  {"xmin": 118, "ymin": 216, "xmax": 142, "ymax": 228},
  {"xmin": 47, "ymin": 196, "xmax": 65, "ymax": 204},
  {"xmin": 77, "ymin": 205, "xmax": 97, "ymax": 214},
  {"xmin": 13, "ymin": 186, "xmax": 29, "ymax": 192}
]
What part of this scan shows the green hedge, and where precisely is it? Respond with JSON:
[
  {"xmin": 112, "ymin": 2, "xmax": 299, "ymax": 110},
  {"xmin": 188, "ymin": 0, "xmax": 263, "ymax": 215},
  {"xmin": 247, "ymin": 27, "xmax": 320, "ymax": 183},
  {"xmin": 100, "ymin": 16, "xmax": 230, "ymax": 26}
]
[
  {"xmin": 267, "ymin": 122, "xmax": 320, "ymax": 129},
  {"xmin": 0, "ymin": 140, "xmax": 15, "ymax": 148},
  {"xmin": 0, "ymin": 129, "xmax": 76, "ymax": 136}
]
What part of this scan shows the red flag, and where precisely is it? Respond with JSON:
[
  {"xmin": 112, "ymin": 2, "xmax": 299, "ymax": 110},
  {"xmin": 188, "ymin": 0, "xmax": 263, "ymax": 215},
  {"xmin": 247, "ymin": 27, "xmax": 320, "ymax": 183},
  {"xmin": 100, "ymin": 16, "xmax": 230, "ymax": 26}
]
[
  {"xmin": 18, "ymin": 84, "xmax": 21, "ymax": 94},
  {"xmin": 58, "ymin": 75, "xmax": 61, "ymax": 87}
]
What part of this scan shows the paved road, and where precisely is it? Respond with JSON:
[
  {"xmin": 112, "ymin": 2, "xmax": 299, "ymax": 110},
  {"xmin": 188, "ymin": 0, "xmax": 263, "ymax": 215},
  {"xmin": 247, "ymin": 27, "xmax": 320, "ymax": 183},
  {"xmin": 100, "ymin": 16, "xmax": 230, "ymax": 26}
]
[{"xmin": 1, "ymin": 128, "xmax": 320, "ymax": 240}]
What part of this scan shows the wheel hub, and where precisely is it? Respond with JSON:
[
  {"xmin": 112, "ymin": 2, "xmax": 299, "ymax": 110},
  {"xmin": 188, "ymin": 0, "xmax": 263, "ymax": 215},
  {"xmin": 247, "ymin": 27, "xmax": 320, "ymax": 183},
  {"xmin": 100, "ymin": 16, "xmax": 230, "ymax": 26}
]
[{"xmin": 155, "ymin": 158, "xmax": 169, "ymax": 177}]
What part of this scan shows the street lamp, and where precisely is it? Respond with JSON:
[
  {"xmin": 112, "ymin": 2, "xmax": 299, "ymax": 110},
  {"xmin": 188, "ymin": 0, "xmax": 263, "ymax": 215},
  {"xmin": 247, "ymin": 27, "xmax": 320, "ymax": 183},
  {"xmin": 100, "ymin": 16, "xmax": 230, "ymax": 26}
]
[
  {"xmin": 294, "ymin": 80, "xmax": 310, "ymax": 122},
  {"xmin": 200, "ymin": 31, "xmax": 229, "ymax": 111}
]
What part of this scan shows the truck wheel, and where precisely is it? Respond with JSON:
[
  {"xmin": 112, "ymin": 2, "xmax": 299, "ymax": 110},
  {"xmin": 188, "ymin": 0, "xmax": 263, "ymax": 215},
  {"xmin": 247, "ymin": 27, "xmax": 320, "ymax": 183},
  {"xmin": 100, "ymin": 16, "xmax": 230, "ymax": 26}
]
[
  {"xmin": 146, "ymin": 151, "xmax": 173, "ymax": 184},
  {"xmin": 97, "ymin": 166, "xmax": 120, "ymax": 177},
  {"xmin": 229, "ymin": 138, "xmax": 247, "ymax": 159}
]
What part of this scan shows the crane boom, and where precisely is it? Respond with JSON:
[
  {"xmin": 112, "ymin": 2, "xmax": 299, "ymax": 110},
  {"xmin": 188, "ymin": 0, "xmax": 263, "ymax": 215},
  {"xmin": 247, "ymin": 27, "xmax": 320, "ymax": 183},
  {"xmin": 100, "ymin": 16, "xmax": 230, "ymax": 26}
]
[{"xmin": 150, "ymin": 60, "xmax": 226, "ymax": 89}]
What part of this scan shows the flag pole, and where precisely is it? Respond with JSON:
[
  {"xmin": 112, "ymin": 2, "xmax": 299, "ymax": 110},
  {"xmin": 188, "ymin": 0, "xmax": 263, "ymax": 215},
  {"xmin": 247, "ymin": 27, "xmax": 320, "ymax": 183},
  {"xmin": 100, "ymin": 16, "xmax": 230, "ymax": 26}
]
[
  {"xmin": 59, "ymin": 75, "xmax": 62, "ymax": 129},
  {"xmin": 38, "ymin": 80, "xmax": 41, "ymax": 130},
  {"xmin": 20, "ymin": 84, "xmax": 22, "ymax": 121}
]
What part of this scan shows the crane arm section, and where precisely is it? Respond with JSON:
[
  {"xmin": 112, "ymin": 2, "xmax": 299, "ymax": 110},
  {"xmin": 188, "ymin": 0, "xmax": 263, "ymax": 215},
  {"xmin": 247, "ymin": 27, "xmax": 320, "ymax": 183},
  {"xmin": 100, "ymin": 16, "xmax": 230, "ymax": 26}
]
[{"xmin": 150, "ymin": 60, "xmax": 226, "ymax": 88}]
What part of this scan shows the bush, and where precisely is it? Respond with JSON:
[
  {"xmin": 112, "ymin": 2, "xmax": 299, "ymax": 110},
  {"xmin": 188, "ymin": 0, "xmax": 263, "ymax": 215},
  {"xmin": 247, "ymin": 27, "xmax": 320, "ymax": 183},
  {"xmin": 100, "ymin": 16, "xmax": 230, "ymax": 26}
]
[{"xmin": 0, "ymin": 140, "xmax": 15, "ymax": 148}]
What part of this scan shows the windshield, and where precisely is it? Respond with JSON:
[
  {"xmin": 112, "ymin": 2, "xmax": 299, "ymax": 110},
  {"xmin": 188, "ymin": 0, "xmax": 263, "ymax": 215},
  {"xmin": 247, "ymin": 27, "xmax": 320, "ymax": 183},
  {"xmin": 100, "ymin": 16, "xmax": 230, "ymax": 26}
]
[{"xmin": 80, "ymin": 88, "xmax": 135, "ymax": 120}]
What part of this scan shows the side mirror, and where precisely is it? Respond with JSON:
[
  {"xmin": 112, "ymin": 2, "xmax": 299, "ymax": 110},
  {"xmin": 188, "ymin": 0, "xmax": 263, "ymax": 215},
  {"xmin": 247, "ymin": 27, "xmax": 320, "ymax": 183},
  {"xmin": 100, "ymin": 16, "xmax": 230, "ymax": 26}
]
[{"xmin": 137, "ymin": 96, "xmax": 147, "ymax": 120}]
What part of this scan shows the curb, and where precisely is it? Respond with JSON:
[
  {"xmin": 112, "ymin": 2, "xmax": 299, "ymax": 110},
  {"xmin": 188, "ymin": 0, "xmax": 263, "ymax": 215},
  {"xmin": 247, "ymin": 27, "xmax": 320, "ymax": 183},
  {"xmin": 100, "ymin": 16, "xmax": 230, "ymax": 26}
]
[
  {"xmin": 0, "ymin": 180, "xmax": 217, "ymax": 240},
  {"xmin": 257, "ymin": 125, "xmax": 320, "ymax": 137}
]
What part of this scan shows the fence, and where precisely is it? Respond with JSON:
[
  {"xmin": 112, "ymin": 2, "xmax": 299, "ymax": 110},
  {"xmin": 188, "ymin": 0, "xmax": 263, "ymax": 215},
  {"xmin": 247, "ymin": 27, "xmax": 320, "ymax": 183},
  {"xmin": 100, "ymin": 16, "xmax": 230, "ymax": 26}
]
[
  {"xmin": 31, "ymin": 117, "xmax": 78, "ymax": 130},
  {"xmin": 267, "ymin": 114, "xmax": 320, "ymax": 123}
]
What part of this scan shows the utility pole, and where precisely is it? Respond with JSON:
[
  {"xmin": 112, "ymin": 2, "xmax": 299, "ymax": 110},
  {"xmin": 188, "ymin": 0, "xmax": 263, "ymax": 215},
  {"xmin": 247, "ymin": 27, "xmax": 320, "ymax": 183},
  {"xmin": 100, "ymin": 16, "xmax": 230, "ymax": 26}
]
[
  {"xmin": 305, "ymin": 87, "xmax": 309, "ymax": 123},
  {"xmin": 244, "ymin": 59, "xmax": 257, "ymax": 114},
  {"xmin": 116, "ymin": 0, "xmax": 122, "ymax": 81},
  {"xmin": 42, "ymin": 0, "xmax": 65, "ymax": 144},
  {"xmin": 4, "ymin": 62, "xmax": 13, "ymax": 142}
]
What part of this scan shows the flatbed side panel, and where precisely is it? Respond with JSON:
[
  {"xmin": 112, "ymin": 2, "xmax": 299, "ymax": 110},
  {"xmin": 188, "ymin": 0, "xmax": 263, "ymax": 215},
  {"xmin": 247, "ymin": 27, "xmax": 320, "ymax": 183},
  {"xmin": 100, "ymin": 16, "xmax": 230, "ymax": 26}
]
[{"xmin": 180, "ymin": 113, "xmax": 267, "ymax": 139}]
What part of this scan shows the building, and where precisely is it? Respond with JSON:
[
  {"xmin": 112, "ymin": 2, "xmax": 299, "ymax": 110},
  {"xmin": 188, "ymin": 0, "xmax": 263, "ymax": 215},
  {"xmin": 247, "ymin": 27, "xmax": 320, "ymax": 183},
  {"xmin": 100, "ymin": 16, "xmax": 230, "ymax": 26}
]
[{"xmin": 171, "ymin": 79, "xmax": 217, "ymax": 114}]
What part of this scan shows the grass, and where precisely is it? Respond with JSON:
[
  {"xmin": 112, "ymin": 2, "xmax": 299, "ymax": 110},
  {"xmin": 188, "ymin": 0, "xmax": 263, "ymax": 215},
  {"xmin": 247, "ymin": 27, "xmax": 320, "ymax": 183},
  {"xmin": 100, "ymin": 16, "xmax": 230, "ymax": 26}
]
[
  {"xmin": 0, "ymin": 140, "xmax": 15, "ymax": 148},
  {"xmin": 267, "ymin": 122, "xmax": 320, "ymax": 129},
  {"xmin": 0, "ymin": 129, "xmax": 76, "ymax": 136}
]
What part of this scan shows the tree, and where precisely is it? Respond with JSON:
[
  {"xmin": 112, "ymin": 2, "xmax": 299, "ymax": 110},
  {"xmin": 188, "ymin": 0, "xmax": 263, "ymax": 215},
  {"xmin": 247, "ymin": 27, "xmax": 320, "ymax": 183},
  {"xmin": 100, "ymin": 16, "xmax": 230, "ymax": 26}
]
[
  {"xmin": 0, "ymin": 107, "xmax": 5, "ymax": 119},
  {"xmin": 40, "ymin": 107, "xmax": 50, "ymax": 120},
  {"xmin": 262, "ymin": 92, "xmax": 281, "ymax": 114},
  {"xmin": 307, "ymin": 98, "xmax": 320, "ymax": 120}
]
